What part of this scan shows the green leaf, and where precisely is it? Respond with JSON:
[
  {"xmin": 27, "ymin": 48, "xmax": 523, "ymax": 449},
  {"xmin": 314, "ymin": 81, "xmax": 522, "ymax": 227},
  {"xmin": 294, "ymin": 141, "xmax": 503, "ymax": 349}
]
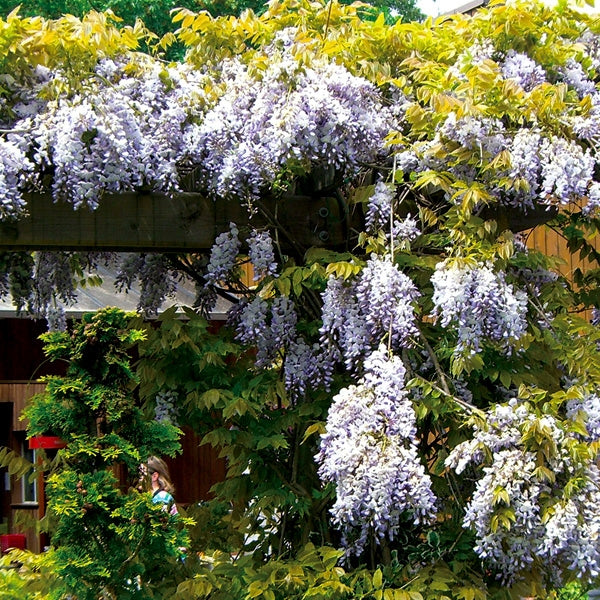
[
  {"xmin": 373, "ymin": 568, "xmax": 383, "ymax": 589},
  {"xmin": 301, "ymin": 423, "xmax": 326, "ymax": 444}
]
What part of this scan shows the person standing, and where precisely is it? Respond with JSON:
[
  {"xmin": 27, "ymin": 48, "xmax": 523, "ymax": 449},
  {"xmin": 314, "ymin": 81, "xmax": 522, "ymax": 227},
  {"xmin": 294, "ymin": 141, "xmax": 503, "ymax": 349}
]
[{"xmin": 141, "ymin": 456, "xmax": 178, "ymax": 515}]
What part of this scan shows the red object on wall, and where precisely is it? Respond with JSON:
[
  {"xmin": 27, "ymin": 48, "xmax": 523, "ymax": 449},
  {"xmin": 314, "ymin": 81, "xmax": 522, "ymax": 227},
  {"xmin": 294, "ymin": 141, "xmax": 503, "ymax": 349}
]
[
  {"xmin": 0, "ymin": 533, "xmax": 26, "ymax": 553},
  {"xmin": 28, "ymin": 436, "xmax": 67, "ymax": 450}
]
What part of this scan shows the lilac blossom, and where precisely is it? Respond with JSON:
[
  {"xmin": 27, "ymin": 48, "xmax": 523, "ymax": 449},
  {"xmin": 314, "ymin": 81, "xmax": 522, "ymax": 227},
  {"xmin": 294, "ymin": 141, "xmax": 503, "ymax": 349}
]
[
  {"xmin": 446, "ymin": 398, "xmax": 600, "ymax": 585},
  {"xmin": 430, "ymin": 261, "xmax": 528, "ymax": 356},
  {"xmin": 316, "ymin": 347, "xmax": 436, "ymax": 555}
]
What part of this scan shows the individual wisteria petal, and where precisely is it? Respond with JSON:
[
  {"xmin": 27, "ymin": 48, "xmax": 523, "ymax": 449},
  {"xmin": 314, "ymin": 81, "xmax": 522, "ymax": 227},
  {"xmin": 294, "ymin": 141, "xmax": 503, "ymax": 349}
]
[
  {"xmin": 430, "ymin": 261, "xmax": 528, "ymax": 356},
  {"xmin": 446, "ymin": 398, "xmax": 600, "ymax": 585},
  {"xmin": 316, "ymin": 347, "xmax": 436, "ymax": 556}
]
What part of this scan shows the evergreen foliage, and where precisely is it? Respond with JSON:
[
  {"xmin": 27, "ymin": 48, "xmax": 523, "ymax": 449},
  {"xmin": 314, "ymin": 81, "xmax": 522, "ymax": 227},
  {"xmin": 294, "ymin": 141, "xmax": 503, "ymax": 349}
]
[{"xmin": 17, "ymin": 308, "xmax": 189, "ymax": 599}]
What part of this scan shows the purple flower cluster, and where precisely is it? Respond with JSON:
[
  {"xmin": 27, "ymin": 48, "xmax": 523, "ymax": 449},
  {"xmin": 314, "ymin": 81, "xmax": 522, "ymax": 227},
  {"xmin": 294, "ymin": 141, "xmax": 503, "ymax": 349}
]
[
  {"xmin": 0, "ymin": 138, "xmax": 34, "ymax": 220},
  {"xmin": 116, "ymin": 253, "xmax": 178, "ymax": 316},
  {"xmin": 501, "ymin": 50, "xmax": 546, "ymax": 92},
  {"xmin": 248, "ymin": 229, "xmax": 277, "ymax": 280},
  {"xmin": 316, "ymin": 347, "xmax": 436, "ymax": 555},
  {"xmin": 566, "ymin": 390, "xmax": 600, "ymax": 441},
  {"xmin": 33, "ymin": 252, "xmax": 77, "ymax": 318},
  {"xmin": 430, "ymin": 261, "xmax": 528, "ymax": 356},
  {"xmin": 560, "ymin": 58, "xmax": 597, "ymax": 98},
  {"xmin": 320, "ymin": 254, "xmax": 419, "ymax": 368},
  {"xmin": 6, "ymin": 58, "xmax": 212, "ymax": 211},
  {"xmin": 46, "ymin": 305, "xmax": 67, "ymax": 332},
  {"xmin": 441, "ymin": 113, "xmax": 506, "ymax": 157},
  {"xmin": 393, "ymin": 215, "xmax": 420, "ymax": 244},
  {"xmin": 446, "ymin": 398, "xmax": 600, "ymax": 585},
  {"xmin": 234, "ymin": 294, "xmax": 333, "ymax": 398},
  {"xmin": 206, "ymin": 223, "xmax": 241, "ymax": 286},
  {"xmin": 365, "ymin": 181, "xmax": 394, "ymax": 233},
  {"xmin": 364, "ymin": 182, "xmax": 420, "ymax": 245},
  {"xmin": 155, "ymin": 390, "xmax": 180, "ymax": 426},
  {"xmin": 538, "ymin": 136, "xmax": 595, "ymax": 203},
  {"xmin": 182, "ymin": 50, "xmax": 394, "ymax": 201}
]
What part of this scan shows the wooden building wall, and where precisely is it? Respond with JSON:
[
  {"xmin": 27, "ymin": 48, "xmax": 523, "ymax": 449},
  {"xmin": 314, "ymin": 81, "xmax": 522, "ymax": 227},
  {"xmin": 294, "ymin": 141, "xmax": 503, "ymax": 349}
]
[{"xmin": 526, "ymin": 224, "xmax": 599, "ymax": 320}]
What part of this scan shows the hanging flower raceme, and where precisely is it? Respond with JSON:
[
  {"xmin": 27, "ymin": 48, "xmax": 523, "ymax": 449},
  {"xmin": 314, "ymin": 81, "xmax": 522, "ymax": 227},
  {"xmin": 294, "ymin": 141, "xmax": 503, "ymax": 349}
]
[
  {"xmin": 234, "ymin": 293, "xmax": 334, "ymax": 398},
  {"xmin": 320, "ymin": 254, "xmax": 420, "ymax": 369},
  {"xmin": 206, "ymin": 222, "xmax": 241, "ymax": 286},
  {"xmin": 446, "ymin": 398, "xmax": 600, "ymax": 586},
  {"xmin": 248, "ymin": 229, "xmax": 277, "ymax": 280},
  {"xmin": 566, "ymin": 390, "xmax": 600, "ymax": 442},
  {"xmin": 0, "ymin": 138, "xmax": 35, "ymax": 220},
  {"xmin": 9, "ymin": 57, "xmax": 212, "ymax": 210},
  {"xmin": 430, "ymin": 261, "xmax": 528, "ymax": 356},
  {"xmin": 316, "ymin": 346, "xmax": 437, "ymax": 556}
]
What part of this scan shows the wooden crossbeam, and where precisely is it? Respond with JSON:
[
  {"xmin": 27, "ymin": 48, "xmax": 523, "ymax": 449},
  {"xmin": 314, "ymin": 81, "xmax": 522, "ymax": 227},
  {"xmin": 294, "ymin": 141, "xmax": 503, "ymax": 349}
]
[{"xmin": 0, "ymin": 192, "xmax": 353, "ymax": 252}]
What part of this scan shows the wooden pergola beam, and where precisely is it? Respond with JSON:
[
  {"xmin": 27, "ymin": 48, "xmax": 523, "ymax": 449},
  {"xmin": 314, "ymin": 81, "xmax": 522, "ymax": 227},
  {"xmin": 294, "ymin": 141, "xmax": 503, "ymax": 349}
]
[{"xmin": 0, "ymin": 192, "xmax": 353, "ymax": 252}]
